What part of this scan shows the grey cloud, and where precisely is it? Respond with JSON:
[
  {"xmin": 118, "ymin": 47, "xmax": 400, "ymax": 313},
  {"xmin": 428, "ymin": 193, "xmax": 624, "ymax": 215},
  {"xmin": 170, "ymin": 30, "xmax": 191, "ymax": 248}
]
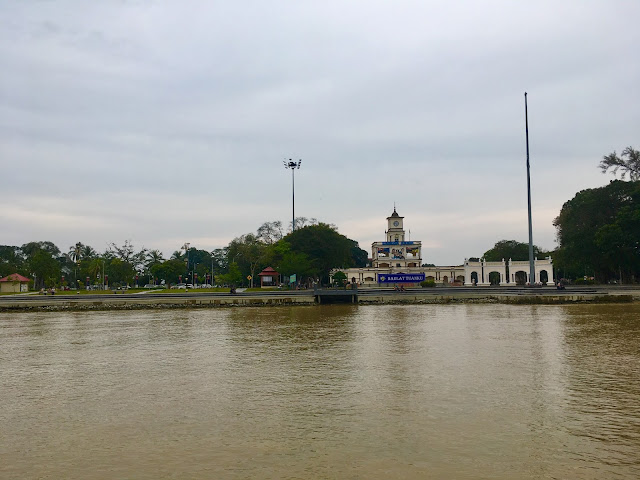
[{"xmin": 1, "ymin": 1, "xmax": 639, "ymax": 263}]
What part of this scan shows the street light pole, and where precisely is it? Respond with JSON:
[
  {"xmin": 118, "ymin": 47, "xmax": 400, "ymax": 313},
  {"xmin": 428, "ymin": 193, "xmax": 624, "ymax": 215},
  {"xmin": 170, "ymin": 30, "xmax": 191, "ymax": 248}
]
[
  {"xmin": 525, "ymin": 92, "xmax": 535, "ymax": 285},
  {"xmin": 183, "ymin": 242, "xmax": 190, "ymax": 284},
  {"xmin": 283, "ymin": 159, "xmax": 302, "ymax": 231}
]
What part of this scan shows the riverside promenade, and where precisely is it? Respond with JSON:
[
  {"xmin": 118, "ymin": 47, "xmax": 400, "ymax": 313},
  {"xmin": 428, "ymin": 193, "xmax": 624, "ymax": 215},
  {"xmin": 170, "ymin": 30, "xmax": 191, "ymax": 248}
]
[{"xmin": 0, "ymin": 286, "xmax": 637, "ymax": 311}]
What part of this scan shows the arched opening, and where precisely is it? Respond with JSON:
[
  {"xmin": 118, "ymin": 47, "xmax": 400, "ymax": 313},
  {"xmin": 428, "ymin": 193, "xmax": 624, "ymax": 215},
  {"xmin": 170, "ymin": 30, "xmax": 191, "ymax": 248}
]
[
  {"xmin": 379, "ymin": 263, "xmax": 389, "ymax": 268},
  {"xmin": 540, "ymin": 270, "xmax": 549, "ymax": 284},
  {"xmin": 442, "ymin": 275, "xmax": 449, "ymax": 284},
  {"xmin": 515, "ymin": 271, "xmax": 527, "ymax": 285},
  {"xmin": 489, "ymin": 271, "xmax": 501, "ymax": 285},
  {"xmin": 364, "ymin": 276, "xmax": 374, "ymax": 282},
  {"xmin": 407, "ymin": 262, "xmax": 417, "ymax": 267},
  {"xmin": 456, "ymin": 275, "xmax": 465, "ymax": 284},
  {"xmin": 471, "ymin": 271, "xmax": 479, "ymax": 285}
]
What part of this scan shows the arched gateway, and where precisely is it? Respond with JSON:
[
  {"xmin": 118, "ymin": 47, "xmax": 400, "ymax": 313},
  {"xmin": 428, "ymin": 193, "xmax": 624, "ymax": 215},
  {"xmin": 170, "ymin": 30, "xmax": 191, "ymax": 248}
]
[
  {"xmin": 331, "ymin": 209, "xmax": 554, "ymax": 287},
  {"xmin": 463, "ymin": 258, "xmax": 554, "ymax": 285}
]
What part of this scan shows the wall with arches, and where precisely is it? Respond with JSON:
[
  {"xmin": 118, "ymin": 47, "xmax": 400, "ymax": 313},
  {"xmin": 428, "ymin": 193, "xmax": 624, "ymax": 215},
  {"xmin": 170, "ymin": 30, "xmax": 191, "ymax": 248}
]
[{"xmin": 464, "ymin": 257, "xmax": 554, "ymax": 286}]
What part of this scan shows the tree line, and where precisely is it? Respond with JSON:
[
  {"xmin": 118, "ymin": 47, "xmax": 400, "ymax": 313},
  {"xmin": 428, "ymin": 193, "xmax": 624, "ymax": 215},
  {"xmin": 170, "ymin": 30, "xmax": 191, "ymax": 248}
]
[
  {"xmin": 2, "ymin": 147, "xmax": 638, "ymax": 287},
  {"xmin": 0, "ymin": 219, "xmax": 368, "ymax": 289}
]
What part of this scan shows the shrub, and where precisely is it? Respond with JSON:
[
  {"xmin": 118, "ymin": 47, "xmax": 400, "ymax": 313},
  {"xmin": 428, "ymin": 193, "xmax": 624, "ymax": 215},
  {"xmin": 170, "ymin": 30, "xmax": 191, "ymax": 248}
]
[
  {"xmin": 420, "ymin": 279, "xmax": 436, "ymax": 288},
  {"xmin": 332, "ymin": 271, "xmax": 347, "ymax": 287}
]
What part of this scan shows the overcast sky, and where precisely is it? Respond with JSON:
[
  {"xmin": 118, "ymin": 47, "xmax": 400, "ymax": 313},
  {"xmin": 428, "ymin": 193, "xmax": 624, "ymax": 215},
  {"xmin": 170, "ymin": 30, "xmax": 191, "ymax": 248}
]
[{"xmin": 1, "ymin": 1, "xmax": 639, "ymax": 265}]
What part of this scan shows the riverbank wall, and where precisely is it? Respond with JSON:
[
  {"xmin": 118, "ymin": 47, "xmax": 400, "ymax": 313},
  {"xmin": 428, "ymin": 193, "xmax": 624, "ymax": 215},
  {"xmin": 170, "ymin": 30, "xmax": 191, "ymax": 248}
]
[
  {"xmin": 0, "ymin": 286, "xmax": 636, "ymax": 312},
  {"xmin": 0, "ymin": 292, "xmax": 316, "ymax": 312},
  {"xmin": 357, "ymin": 293, "xmax": 634, "ymax": 305}
]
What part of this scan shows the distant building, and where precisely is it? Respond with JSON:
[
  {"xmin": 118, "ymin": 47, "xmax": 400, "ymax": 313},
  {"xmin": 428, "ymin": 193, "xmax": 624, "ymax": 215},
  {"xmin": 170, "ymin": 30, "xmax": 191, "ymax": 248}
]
[
  {"xmin": 371, "ymin": 208, "xmax": 422, "ymax": 269},
  {"xmin": 333, "ymin": 209, "xmax": 554, "ymax": 286},
  {"xmin": 0, "ymin": 273, "xmax": 31, "ymax": 293},
  {"xmin": 258, "ymin": 267, "xmax": 280, "ymax": 287}
]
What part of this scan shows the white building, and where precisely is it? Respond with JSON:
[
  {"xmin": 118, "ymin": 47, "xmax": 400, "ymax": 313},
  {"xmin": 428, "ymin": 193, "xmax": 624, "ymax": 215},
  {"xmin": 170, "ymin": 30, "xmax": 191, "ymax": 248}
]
[
  {"xmin": 372, "ymin": 208, "xmax": 422, "ymax": 269},
  {"xmin": 333, "ymin": 209, "xmax": 554, "ymax": 287}
]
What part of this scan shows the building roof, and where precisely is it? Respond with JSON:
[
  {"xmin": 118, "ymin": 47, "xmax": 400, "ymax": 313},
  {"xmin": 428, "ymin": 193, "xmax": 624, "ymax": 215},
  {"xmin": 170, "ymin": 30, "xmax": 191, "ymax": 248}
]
[
  {"xmin": 388, "ymin": 206, "xmax": 403, "ymax": 218},
  {"xmin": 0, "ymin": 273, "xmax": 31, "ymax": 283},
  {"xmin": 258, "ymin": 266, "xmax": 279, "ymax": 276}
]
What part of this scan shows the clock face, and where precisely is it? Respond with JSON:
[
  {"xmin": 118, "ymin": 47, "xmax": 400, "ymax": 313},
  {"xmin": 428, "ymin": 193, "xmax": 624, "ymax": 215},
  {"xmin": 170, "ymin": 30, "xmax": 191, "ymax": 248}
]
[{"xmin": 393, "ymin": 221, "xmax": 399, "ymax": 227}]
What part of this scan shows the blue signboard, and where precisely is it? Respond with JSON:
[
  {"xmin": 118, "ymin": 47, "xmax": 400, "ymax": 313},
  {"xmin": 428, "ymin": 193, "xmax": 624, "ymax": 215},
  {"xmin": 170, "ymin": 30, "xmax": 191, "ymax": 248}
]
[
  {"xmin": 378, "ymin": 273, "xmax": 425, "ymax": 283},
  {"xmin": 382, "ymin": 241, "xmax": 415, "ymax": 246}
]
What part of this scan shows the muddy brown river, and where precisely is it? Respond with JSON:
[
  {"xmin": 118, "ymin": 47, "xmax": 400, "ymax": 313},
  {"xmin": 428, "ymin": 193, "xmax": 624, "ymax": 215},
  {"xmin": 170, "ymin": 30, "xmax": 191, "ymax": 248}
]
[{"xmin": 1, "ymin": 304, "xmax": 639, "ymax": 479}]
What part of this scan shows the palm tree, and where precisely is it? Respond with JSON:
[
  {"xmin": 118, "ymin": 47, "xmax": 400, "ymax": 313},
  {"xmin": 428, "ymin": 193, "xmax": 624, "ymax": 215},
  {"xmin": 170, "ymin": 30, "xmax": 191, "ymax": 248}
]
[
  {"xmin": 146, "ymin": 250, "xmax": 165, "ymax": 268},
  {"xmin": 68, "ymin": 242, "xmax": 84, "ymax": 264},
  {"xmin": 87, "ymin": 258, "xmax": 103, "ymax": 283},
  {"xmin": 68, "ymin": 242, "xmax": 84, "ymax": 286},
  {"xmin": 81, "ymin": 245, "xmax": 97, "ymax": 259}
]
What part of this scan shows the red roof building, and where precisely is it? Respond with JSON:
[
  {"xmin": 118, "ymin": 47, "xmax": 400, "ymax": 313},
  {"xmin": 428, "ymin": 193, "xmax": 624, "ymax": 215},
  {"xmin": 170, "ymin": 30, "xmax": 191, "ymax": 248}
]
[
  {"xmin": 258, "ymin": 267, "xmax": 280, "ymax": 287},
  {"xmin": 0, "ymin": 273, "xmax": 31, "ymax": 293}
]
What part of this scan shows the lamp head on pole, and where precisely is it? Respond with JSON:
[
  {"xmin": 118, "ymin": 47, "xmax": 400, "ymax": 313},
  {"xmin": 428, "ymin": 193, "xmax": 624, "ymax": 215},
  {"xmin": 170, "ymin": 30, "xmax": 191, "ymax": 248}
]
[{"xmin": 284, "ymin": 159, "xmax": 302, "ymax": 170}]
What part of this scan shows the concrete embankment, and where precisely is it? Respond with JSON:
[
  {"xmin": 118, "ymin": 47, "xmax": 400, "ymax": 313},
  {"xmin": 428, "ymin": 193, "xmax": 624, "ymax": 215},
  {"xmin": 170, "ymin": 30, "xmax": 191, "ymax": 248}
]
[
  {"xmin": 357, "ymin": 292, "xmax": 634, "ymax": 305},
  {"xmin": 327, "ymin": 285, "xmax": 637, "ymax": 305},
  {"xmin": 0, "ymin": 292, "xmax": 316, "ymax": 312},
  {"xmin": 0, "ymin": 286, "xmax": 636, "ymax": 312}
]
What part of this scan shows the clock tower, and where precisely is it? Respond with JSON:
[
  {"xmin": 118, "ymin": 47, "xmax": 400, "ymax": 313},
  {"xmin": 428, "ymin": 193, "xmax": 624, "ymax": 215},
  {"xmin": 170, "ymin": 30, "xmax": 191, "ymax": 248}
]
[
  {"xmin": 371, "ymin": 207, "xmax": 421, "ymax": 269},
  {"xmin": 386, "ymin": 207, "xmax": 405, "ymax": 242}
]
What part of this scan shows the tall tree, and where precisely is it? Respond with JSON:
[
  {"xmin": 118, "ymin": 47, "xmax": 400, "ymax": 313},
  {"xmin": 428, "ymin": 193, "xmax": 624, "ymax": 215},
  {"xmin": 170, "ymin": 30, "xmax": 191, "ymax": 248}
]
[
  {"xmin": 553, "ymin": 180, "xmax": 640, "ymax": 282},
  {"xmin": 21, "ymin": 241, "xmax": 60, "ymax": 258},
  {"xmin": 282, "ymin": 223, "xmax": 367, "ymax": 283},
  {"xmin": 87, "ymin": 257, "xmax": 104, "ymax": 282},
  {"xmin": 600, "ymin": 146, "xmax": 640, "ymax": 181},
  {"xmin": 216, "ymin": 262, "xmax": 243, "ymax": 287},
  {"xmin": 483, "ymin": 240, "xmax": 545, "ymax": 262},
  {"xmin": 257, "ymin": 221, "xmax": 284, "ymax": 244},
  {"xmin": 146, "ymin": 250, "xmax": 165, "ymax": 269},
  {"xmin": 81, "ymin": 245, "xmax": 97, "ymax": 259},
  {"xmin": 211, "ymin": 248, "xmax": 228, "ymax": 273},
  {"xmin": 270, "ymin": 241, "xmax": 314, "ymax": 279},
  {"xmin": 0, "ymin": 245, "xmax": 25, "ymax": 276},
  {"xmin": 28, "ymin": 249, "xmax": 61, "ymax": 288},
  {"xmin": 151, "ymin": 259, "xmax": 185, "ymax": 286},
  {"xmin": 109, "ymin": 240, "xmax": 147, "ymax": 271},
  {"xmin": 288, "ymin": 216, "xmax": 319, "ymax": 232},
  {"xmin": 227, "ymin": 234, "xmax": 267, "ymax": 287},
  {"xmin": 69, "ymin": 242, "xmax": 84, "ymax": 264}
]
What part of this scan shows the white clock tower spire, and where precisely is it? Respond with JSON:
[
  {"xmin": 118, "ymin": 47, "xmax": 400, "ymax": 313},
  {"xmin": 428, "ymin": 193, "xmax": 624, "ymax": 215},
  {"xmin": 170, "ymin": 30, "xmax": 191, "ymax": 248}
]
[{"xmin": 386, "ymin": 206, "xmax": 405, "ymax": 242}]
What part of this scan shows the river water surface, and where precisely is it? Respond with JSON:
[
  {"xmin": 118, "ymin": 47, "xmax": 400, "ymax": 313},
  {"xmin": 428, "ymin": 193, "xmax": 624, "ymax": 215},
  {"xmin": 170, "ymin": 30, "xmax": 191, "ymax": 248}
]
[{"xmin": 1, "ymin": 304, "xmax": 640, "ymax": 479}]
